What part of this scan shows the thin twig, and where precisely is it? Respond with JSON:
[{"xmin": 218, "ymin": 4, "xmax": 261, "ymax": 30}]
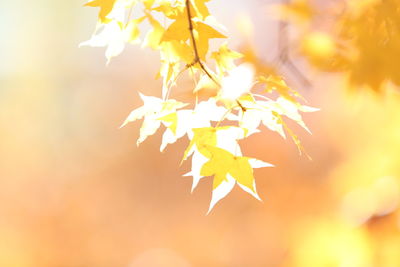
[
  {"xmin": 185, "ymin": 0, "xmax": 220, "ymax": 87},
  {"xmin": 185, "ymin": 0, "xmax": 246, "ymax": 112}
]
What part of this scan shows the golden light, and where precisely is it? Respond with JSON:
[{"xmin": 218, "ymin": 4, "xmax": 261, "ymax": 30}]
[
  {"xmin": 219, "ymin": 63, "xmax": 254, "ymax": 101},
  {"xmin": 301, "ymin": 32, "xmax": 336, "ymax": 60}
]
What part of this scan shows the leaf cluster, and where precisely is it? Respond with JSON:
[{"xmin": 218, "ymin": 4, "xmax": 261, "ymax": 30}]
[{"xmin": 82, "ymin": 0, "xmax": 317, "ymax": 212}]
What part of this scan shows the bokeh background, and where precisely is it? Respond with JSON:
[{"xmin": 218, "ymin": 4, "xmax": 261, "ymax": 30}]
[{"xmin": 1, "ymin": 0, "xmax": 400, "ymax": 266}]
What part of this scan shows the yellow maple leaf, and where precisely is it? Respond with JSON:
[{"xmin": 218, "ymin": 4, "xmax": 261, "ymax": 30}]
[
  {"xmin": 183, "ymin": 126, "xmax": 247, "ymax": 163},
  {"xmin": 161, "ymin": 9, "xmax": 190, "ymax": 42},
  {"xmin": 126, "ymin": 17, "xmax": 145, "ymax": 44},
  {"xmin": 161, "ymin": 12, "xmax": 226, "ymax": 58},
  {"xmin": 85, "ymin": 0, "xmax": 117, "ymax": 23},
  {"xmin": 142, "ymin": 12, "xmax": 165, "ymax": 49},
  {"xmin": 183, "ymin": 127, "xmax": 218, "ymax": 160},
  {"xmin": 158, "ymin": 112, "xmax": 178, "ymax": 135},
  {"xmin": 120, "ymin": 93, "xmax": 188, "ymax": 145},
  {"xmin": 162, "ymin": 40, "xmax": 194, "ymax": 64},
  {"xmin": 200, "ymin": 146, "xmax": 255, "ymax": 190},
  {"xmin": 281, "ymin": 118, "xmax": 311, "ymax": 159},
  {"xmin": 159, "ymin": 98, "xmax": 229, "ymax": 152},
  {"xmin": 142, "ymin": 0, "xmax": 156, "ymax": 9},
  {"xmin": 153, "ymin": 0, "xmax": 183, "ymax": 19},
  {"xmin": 258, "ymin": 74, "xmax": 304, "ymax": 103},
  {"xmin": 193, "ymin": 74, "xmax": 219, "ymax": 93},
  {"xmin": 200, "ymin": 145, "xmax": 273, "ymax": 213},
  {"xmin": 211, "ymin": 43, "xmax": 243, "ymax": 75},
  {"xmin": 157, "ymin": 39, "xmax": 193, "ymax": 98},
  {"xmin": 183, "ymin": 125, "xmax": 247, "ymax": 162},
  {"xmin": 191, "ymin": 0, "xmax": 211, "ymax": 20},
  {"xmin": 194, "ymin": 22, "xmax": 226, "ymax": 60}
]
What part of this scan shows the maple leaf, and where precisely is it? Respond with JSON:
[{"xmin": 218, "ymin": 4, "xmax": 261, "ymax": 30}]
[
  {"xmin": 126, "ymin": 17, "xmax": 146, "ymax": 44},
  {"xmin": 157, "ymin": 40, "xmax": 193, "ymax": 98},
  {"xmin": 161, "ymin": 12, "xmax": 191, "ymax": 42},
  {"xmin": 80, "ymin": 10, "xmax": 144, "ymax": 63},
  {"xmin": 183, "ymin": 127, "xmax": 218, "ymax": 160},
  {"xmin": 159, "ymin": 98, "xmax": 228, "ymax": 151},
  {"xmin": 258, "ymin": 74, "xmax": 304, "ymax": 103},
  {"xmin": 194, "ymin": 22, "xmax": 227, "ymax": 60},
  {"xmin": 211, "ymin": 43, "xmax": 243, "ymax": 75},
  {"xmin": 238, "ymin": 98, "xmax": 287, "ymax": 138},
  {"xmin": 183, "ymin": 150, "xmax": 210, "ymax": 192},
  {"xmin": 153, "ymin": 1, "xmax": 184, "ymax": 18},
  {"xmin": 273, "ymin": 97, "xmax": 319, "ymax": 132},
  {"xmin": 85, "ymin": 0, "xmax": 136, "ymax": 23},
  {"xmin": 240, "ymin": 96, "xmax": 318, "ymax": 138},
  {"xmin": 121, "ymin": 93, "xmax": 188, "ymax": 145},
  {"xmin": 142, "ymin": 12, "xmax": 165, "ymax": 49},
  {"xmin": 191, "ymin": 0, "xmax": 211, "ymax": 20},
  {"xmin": 142, "ymin": 0, "xmax": 156, "ymax": 9},
  {"xmin": 182, "ymin": 126, "xmax": 255, "ymax": 194},
  {"xmin": 200, "ymin": 146, "xmax": 273, "ymax": 213},
  {"xmin": 80, "ymin": 20, "xmax": 126, "ymax": 63},
  {"xmin": 160, "ymin": 11, "xmax": 226, "ymax": 60},
  {"xmin": 85, "ymin": 0, "xmax": 117, "ymax": 23},
  {"xmin": 160, "ymin": 40, "xmax": 193, "ymax": 64},
  {"xmin": 193, "ymin": 74, "xmax": 219, "ymax": 93},
  {"xmin": 183, "ymin": 126, "xmax": 246, "ymax": 161}
]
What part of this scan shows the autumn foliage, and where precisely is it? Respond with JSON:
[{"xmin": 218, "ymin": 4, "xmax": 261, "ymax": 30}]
[{"xmin": 82, "ymin": 0, "xmax": 318, "ymax": 212}]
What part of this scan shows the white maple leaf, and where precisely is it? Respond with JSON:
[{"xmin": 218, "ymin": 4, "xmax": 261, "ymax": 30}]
[
  {"xmin": 160, "ymin": 98, "xmax": 230, "ymax": 151},
  {"xmin": 80, "ymin": 0, "xmax": 139, "ymax": 63},
  {"xmin": 121, "ymin": 93, "xmax": 187, "ymax": 145},
  {"xmin": 238, "ymin": 97, "xmax": 318, "ymax": 138},
  {"xmin": 272, "ymin": 97, "xmax": 319, "ymax": 133},
  {"xmin": 182, "ymin": 150, "xmax": 209, "ymax": 193},
  {"xmin": 239, "ymin": 100, "xmax": 286, "ymax": 138},
  {"xmin": 80, "ymin": 20, "xmax": 126, "ymax": 63}
]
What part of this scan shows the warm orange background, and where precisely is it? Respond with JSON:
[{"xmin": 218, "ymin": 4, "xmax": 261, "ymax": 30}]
[{"xmin": 1, "ymin": 1, "xmax": 399, "ymax": 266}]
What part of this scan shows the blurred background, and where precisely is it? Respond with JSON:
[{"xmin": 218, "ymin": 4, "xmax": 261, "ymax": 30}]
[{"xmin": 1, "ymin": 0, "xmax": 400, "ymax": 266}]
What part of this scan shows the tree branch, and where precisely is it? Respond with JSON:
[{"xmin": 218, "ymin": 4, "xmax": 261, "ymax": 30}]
[
  {"xmin": 185, "ymin": 0, "xmax": 220, "ymax": 87},
  {"xmin": 185, "ymin": 0, "xmax": 246, "ymax": 112},
  {"xmin": 276, "ymin": 0, "xmax": 312, "ymax": 88},
  {"xmin": 186, "ymin": 0, "xmax": 247, "ymax": 112}
]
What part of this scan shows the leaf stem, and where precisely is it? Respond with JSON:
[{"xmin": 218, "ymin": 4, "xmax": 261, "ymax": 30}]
[
  {"xmin": 252, "ymin": 93, "xmax": 271, "ymax": 101},
  {"xmin": 215, "ymin": 106, "xmax": 236, "ymax": 128}
]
